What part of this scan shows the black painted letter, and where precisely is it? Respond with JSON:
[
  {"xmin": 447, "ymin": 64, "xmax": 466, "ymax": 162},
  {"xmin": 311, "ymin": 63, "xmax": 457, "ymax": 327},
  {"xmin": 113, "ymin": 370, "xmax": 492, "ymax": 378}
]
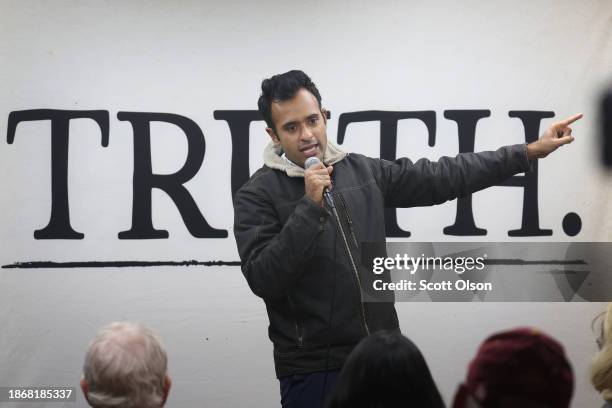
[
  {"xmin": 337, "ymin": 110, "xmax": 436, "ymax": 237},
  {"xmin": 7, "ymin": 109, "xmax": 109, "ymax": 239},
  {"xmin": 504, "ymin": 111, "xmax": 553, "ymax": 236},
  {"xmin": 442, "ymin": 110, "xmax": 491, "ymax": 236},
  {"xmin": 117, "ymin": 112, "xmax": 227, "ymax": 239},
  {"xmin": 442, "ymin": 110, "xmax": 553, "ymax": 236},
  {"xmin": 214, "ymin": 110, "xmax": 262, "ymax": 202}
]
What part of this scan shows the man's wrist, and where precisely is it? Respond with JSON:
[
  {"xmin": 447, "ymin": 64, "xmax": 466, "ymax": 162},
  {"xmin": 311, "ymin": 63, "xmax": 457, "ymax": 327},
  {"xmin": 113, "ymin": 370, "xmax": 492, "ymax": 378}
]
[
  {"xmin": 526, "ymin": 142, "xmax": 540, "ymax": 161},
  {"xmin": 304, "ymin": 194, "xmax": 323, "ymax": 207}
]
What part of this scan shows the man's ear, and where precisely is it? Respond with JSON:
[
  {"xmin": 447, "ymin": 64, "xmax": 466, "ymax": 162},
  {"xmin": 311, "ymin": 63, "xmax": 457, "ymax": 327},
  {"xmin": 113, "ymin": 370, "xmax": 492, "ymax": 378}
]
[
  {"xmin": 266, "ymin": 127, "xmax": 280, "ymax": 144},
  {"xmin": 321, "ymin": 108, "xmax": 328, "ymax": 125},
  {"xmin": 161, "ymin": 374, "xmax": 172, "ymax": 406},
  {"xmin": 80, "ymin": 377, "xmax": 91, "ymax": 406}
]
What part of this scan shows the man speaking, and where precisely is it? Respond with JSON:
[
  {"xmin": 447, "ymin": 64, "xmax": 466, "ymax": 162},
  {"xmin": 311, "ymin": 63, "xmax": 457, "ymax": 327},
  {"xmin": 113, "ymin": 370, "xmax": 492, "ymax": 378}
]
[{"xmin": 232, "ymin": 69, "xmax": 581, "ymax": 408}]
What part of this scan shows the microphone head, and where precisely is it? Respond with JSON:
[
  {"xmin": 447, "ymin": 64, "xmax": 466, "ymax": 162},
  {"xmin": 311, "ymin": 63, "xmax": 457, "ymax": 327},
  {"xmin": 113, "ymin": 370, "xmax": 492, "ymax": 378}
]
[{"xmin": 304, "ymin": 156, "xmax": 321, "ymax": 170}]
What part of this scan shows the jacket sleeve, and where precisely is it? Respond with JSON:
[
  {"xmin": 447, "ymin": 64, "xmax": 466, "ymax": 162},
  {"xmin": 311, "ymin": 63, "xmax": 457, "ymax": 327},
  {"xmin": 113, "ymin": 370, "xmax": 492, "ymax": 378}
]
[
  {"xmin": 376, "ymin": 143, "xmax": 532, "ymax": 207},
  {"xmin": 233, "ymin": 186, "xmax": 328, "ymax": 299}
]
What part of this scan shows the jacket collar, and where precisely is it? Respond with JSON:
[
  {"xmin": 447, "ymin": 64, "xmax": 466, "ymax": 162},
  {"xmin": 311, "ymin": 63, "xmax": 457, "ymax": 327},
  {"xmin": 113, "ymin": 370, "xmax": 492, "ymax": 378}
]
[{"xmin": 263, "ymin": 141, "xmax": 348, "ymax": 177}]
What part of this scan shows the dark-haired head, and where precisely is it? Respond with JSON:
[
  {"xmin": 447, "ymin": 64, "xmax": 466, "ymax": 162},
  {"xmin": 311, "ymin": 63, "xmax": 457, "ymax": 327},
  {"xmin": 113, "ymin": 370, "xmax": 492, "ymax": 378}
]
[
  {"xmin": 326, "ymin": 330, "xmax": 445, "ymax": 408},
  {"xmin": 258, "ymin": 70, "xmax": 322, "ymax": 132}
]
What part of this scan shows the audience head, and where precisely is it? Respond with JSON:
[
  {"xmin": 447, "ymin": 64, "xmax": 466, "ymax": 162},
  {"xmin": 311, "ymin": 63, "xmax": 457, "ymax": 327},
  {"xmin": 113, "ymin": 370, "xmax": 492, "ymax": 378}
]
[
  {"xmin": 326, "ymin": 330, "xmax": 445, "ymax": 408},
  {"xmin": 591, "ymin": 303, "xmax": 612, "ymax": 401},
  {"xmin": 80, "ymin": 322, "xmax": 171, "ymax": 408},
  {"xmin": 452, "ymin": 327, "xmax": 573, "ymax": 408}
]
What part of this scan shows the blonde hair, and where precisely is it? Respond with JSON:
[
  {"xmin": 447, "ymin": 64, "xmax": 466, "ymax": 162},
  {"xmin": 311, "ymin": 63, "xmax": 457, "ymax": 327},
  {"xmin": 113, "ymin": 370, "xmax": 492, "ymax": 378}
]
[
  {"xmin": 591, "ymin": 303, "xmax": 612, "ymax": 401},
  {"xmin": 83, "ymin": 322, "xmax": 168, "ymax": 408}
]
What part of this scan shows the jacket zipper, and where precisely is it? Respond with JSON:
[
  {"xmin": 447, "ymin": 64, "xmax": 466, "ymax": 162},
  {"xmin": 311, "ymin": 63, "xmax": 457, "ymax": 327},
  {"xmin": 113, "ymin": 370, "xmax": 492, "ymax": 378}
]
[
  {"xmin": 331, "ymin": 192, "xmax": 370, "ymax": 335},
  {"xmin": 338, "ymin": 193, "xmax": 359, "ymax": 249}
]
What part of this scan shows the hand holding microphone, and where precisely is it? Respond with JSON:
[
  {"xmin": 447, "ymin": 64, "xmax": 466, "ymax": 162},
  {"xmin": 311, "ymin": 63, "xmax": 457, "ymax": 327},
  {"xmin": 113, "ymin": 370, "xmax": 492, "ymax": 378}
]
[{"xmin": 304, "ymin": 157, "xmax": 333, "ymax": 206}]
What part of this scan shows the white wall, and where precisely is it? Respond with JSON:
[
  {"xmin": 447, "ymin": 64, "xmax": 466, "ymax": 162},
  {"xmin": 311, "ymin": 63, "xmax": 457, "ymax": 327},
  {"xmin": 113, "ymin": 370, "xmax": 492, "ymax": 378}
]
[{"xmin": 1, "ymin": 0, "xmax": 611, "ymax": 406}]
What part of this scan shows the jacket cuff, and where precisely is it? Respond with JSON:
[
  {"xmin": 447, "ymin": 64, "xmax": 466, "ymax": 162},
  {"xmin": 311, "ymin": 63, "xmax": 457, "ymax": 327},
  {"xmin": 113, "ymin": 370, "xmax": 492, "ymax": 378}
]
[
  {"xmin": 520, "ymin": 143, "xmax": 534, "ymax": 173},
  {"xmin": 298, "ymin": 196, "xmax": 330, "ymax": 230}
]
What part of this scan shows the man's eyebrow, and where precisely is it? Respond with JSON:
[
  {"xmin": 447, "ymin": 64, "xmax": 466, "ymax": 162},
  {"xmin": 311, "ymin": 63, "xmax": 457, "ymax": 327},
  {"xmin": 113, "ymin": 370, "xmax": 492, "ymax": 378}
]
[
  {"xmin": 281, "ymin": 120, "xmax": 297, "ymax": 129},
  {"xmin": 281, "ymin": 113, "xmax": 319, "ymax": 128}
]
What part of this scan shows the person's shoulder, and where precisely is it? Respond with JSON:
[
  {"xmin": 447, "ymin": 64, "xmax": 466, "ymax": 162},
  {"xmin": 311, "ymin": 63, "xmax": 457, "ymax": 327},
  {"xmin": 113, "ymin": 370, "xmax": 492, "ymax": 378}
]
[
  {"xmin": 333, "ymin": 153, "xmax": 385, "ymax": 186},
  {"xmin": 344, "ymin": 152, "xmax": 368, "ymax": 161},
  {"xmin": 235, "ymin": 165, "xmax": 285, "ymax": 199},
  {"xmin": 340, "ymin": 152, "xmax": 381, "ymax": 166},
  {"xmin": 246, "ymin": 165, "xmax": 274, "ymax": 183},
  {"xmin": 339, "ymin": 152, "xmax": 384, "ymax": 173}
]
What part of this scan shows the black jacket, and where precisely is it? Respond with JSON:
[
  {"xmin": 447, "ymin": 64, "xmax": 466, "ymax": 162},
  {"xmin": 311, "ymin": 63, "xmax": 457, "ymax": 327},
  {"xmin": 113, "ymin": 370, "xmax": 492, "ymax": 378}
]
[{"xmin": 233, "ymin": 142, "xmax": 531, "ymax": 378}]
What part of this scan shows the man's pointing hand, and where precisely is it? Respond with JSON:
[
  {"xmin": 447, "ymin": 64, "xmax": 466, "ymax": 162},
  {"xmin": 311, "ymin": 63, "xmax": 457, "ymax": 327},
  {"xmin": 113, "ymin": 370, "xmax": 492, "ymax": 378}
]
[{"xmin": 527, "ymin": 113, "xmax": 583, "ymax": 160}]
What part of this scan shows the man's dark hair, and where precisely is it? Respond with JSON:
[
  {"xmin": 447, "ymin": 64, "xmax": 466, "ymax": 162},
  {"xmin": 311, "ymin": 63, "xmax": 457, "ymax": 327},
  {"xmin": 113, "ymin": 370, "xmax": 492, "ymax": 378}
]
[
  {"xmin": 326, "ymin": 330, "xmax": 445, "ymax": 408},
  {"xmin": 257, "ymin": 70, "xmax": 322, "ymax": 132}
]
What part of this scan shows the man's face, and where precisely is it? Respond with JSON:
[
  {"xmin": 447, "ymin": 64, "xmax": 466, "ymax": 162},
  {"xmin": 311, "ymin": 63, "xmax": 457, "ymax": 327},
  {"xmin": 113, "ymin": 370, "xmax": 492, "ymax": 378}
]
[{"xmin": 266, "ymin": 88, "xmax": 328, "ymax": 168}]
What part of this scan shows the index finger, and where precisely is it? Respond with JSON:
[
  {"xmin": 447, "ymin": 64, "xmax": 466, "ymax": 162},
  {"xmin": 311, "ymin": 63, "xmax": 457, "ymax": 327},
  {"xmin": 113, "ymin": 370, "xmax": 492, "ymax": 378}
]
[{"xmin": 558, "ymin": 113, "xmax": 583, "ymax": 126}]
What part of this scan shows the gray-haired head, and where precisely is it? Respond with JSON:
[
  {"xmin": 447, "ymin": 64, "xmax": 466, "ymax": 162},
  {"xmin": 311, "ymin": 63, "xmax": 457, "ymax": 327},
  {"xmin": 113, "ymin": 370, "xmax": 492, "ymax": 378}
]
[{"xmin": 81, "ymin": 322, "xmax": 171, "ymax": 408}]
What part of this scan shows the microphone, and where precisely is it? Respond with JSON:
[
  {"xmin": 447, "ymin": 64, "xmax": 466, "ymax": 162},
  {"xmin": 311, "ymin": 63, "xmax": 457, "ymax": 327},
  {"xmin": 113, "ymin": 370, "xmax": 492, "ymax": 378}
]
[
  {"xmin": 304, "ymin": 157, "xmax": 334, "ymax": 208},
  {"xmin": 304, "ymin": 156, "xmax": 323, "ymax": 170}
]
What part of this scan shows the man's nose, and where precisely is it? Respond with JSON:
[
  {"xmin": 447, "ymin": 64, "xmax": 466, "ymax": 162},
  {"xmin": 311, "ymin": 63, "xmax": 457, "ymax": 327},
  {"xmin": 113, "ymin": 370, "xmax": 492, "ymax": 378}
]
[{"xmin": 300, "ymin": 124, "xmax": 314, "ymax": 140}]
